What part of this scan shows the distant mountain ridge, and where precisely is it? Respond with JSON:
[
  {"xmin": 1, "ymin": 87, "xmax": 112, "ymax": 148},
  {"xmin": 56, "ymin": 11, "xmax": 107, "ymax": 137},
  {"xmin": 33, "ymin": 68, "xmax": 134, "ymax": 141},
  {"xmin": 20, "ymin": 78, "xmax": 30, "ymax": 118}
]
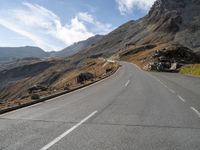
[
  {"xmin": 0, "ymin": 35, "xmax": 104, "ymax": 62},
  {"xmin": 0, "ymin": 46, "xmax": 49, "ymax": 63}
]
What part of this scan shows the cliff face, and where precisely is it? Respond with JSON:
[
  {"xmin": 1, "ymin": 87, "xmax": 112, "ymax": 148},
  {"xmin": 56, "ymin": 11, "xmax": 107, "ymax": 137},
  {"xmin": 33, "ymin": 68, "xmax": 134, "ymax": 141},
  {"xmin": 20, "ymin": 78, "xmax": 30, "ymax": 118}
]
[{"xmin": 147, "ymin": 0, "xmax": 200, "ymax": 52}]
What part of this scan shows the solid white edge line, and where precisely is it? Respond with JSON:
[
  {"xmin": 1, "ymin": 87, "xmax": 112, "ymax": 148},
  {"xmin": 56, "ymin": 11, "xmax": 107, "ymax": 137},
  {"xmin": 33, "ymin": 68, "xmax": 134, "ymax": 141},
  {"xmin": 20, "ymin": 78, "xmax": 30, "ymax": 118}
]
[
  {"xmin": 125, "ymin": 80, "xmax": 130, "ymax": 87},
  {"xmin": 40, "ymin": 111, "xmax": 98, "ymax": 150},
  {"xmin": 177, "ymin": 95, "xmax": 185, "ymax": 102},
  {"xmin": 190, "ymin": 107, "xmax": 200, "ymax": 118},
  {"xmin": 151, "ymin": 75, "xmax": 178, "ymax": 95}
]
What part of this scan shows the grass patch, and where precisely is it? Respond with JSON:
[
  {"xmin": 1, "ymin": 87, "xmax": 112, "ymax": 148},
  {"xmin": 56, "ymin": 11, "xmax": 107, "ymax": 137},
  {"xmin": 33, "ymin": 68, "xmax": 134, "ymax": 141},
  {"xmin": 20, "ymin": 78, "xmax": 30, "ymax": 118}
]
[{"xmin": 180, "ymin": 64, "xmax": 200, "ymax": 77}]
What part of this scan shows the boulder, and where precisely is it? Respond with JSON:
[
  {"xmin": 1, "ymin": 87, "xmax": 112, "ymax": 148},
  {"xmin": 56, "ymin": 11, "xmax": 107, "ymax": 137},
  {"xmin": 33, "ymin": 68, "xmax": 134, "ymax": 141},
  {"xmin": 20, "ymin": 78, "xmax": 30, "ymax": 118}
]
[
  {"xmin": 0, "ymin": 99, "xmax": 6, "ymax": 104},
  {"xmin": 158, "ymin": 56, "xmax": 169, "ymax": 62},
  {"xmin": 28, "ymin": 85, "xmax": 48, "ymax": 94},
  {"xmin": 77, "ymin": 72, "xmax": 94, "ymax": 84},
  {"xmin": 31, "ymin": 94, "xmax": 40, "ymax": 100},
  {"xmin": 106, "ymin": 68, "xmax": 113, "ymax": 73},
  {"xmin": 157, "ymin": 62, "xmax": 164, "ymax": 71},
  {"xmin": 64, "ymin": 84, "xmax": 70, "ymax": 91},
  {"xmin": 153, "ymin": 50, "xmax": 162, "ymax": 58},
  {"xmin": 150, "ymin": 45, "xmax": 200, "ymax": 72},
  {"xmin": 170, "ymin": 63, "xmax": 178, "ymax": 70}
]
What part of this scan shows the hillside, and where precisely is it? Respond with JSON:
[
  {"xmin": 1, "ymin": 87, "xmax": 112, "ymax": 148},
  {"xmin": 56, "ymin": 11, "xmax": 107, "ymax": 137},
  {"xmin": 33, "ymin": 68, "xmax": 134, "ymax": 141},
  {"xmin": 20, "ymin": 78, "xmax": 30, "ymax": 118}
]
[
  {"xmin": 53, "ymin": 35, "xmax": 103, "ymax": 57},
  {"xmin": 0, "ymin": 57, "xmax": 119, "ymax": 109},
  {"xmin": 76, "ymin": 0, "xmax": 200, "ymax": 59},
  {"xmin": 0, "ymin": 46, "xmax": 49, "ymax": 63}
]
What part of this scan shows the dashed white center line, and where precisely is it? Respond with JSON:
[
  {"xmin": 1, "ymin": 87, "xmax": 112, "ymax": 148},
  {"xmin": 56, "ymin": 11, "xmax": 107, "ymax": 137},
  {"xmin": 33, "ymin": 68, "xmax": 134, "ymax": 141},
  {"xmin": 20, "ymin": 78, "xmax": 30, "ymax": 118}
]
[
  {"xmin": 169, "ymin": 89, "xmax": 175, "ymax": 94},
  {"xmin": 162, "ymin": 83, "xmax": 168, "ymax": 88},
  {"xmin": 177, "ymin": 95, "xmax": 185, "ymax": 102},
  {"xmin": 125, "ymin": 80, "xmax": 130, "ymax": 87},
  {"xmin": 156, "ymin": 79, "xmax": 161, "ymax": 82},
  {"xmin": 40, "ymin": 111, "xmax": 98, "ymax": 150},
  {"xmin": 149, "ymin": 73, "xmax": 200, "ymax": 119},
  {"xmin": 190, "ymin": 107, "xmax": 200, "ymax": 118}
]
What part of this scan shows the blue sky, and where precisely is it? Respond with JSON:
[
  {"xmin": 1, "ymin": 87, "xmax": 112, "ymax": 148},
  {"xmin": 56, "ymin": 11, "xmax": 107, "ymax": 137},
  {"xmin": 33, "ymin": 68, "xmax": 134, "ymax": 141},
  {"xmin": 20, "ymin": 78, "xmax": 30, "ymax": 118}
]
[{"xmin": 0, "ymin": 0, "xmax": 156, "ymax": 51}]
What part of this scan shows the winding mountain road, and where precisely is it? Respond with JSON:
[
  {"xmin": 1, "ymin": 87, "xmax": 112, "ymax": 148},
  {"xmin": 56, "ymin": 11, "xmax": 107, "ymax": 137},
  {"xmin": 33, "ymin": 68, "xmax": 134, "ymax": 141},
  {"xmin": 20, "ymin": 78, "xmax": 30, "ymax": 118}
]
[{"xmin": 0, "ymin": 62, "xmax": 200, "ymax": 150}]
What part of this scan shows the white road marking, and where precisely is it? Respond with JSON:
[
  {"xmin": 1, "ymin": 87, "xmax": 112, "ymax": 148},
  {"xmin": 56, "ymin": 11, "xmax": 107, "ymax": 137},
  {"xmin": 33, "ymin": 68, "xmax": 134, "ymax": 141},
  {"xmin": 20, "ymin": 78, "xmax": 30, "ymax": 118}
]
[
  {"xmin": 153, "ymin": 76, "xmax": 161, "ymax": 82},
  {"xmin": 190, "ymin": 107, "xmax": 200, "ymax": 118},
  {"xmin": 159, "ymin": 81, "xmax": 168, "ymax": 88},
  {"xmin": 163, "ymin": 84, "xmax": 168, "ymax": 88},
  {"xmin": 169, "ymin": 89, "xmax": 175, "ymax": 94},
  {"xmin": 154, "ymin": 77, "xmax": 174, "ymax": 93},
  {"xmin": 156, "ymin": 79, "xmax": 161, "ymax": 82},
  {"xmin": 134, "ymin": 64, "xmax": 141, "ymax": 70},
  {"xmin": 40, "ymin": 111, "xmax": 98, "ymax": 150},
  {"xmin": 155, "ymin": 78, "xmax": 165, "ymax": 86},
  {"xmin": 125, "ymin": 80, "xmax": 130, "ymax": 87},
  {"xmin": 177, "ymin": 95, "xmax": 185, "ymax": 102}
]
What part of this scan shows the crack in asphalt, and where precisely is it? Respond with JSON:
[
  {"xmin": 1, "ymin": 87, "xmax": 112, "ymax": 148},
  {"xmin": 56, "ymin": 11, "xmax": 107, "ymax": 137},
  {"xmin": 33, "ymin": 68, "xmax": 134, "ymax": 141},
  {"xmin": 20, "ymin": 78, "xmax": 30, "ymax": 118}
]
[
  {"xmin": 85, "ymin": 122, "xmax": 200, "ymax": 130},
  {"xmin": 1, "ymin": 118, "xmax": 200, "ymax": 130}
]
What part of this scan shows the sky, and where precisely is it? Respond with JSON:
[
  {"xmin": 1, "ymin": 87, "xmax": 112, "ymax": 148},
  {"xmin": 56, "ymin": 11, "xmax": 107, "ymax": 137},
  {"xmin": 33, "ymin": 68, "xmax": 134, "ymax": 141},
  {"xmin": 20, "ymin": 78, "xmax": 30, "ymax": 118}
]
[{"xmin": 0, "ymin": 0, "xmax": 156, "ymax": 51}]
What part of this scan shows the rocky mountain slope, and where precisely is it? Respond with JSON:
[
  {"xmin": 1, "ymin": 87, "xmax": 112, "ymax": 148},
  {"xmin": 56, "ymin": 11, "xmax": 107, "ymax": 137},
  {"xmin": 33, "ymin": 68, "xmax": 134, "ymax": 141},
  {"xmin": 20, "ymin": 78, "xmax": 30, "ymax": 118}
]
[
  {"xmin": 54, "ymin": 35, "xmax": 103, "ymax": 57},
  {"xmin": 0, "ymin": 58, "xmax": 73, "ymax": 102},
  {"xmin": 76, "ymin": 0, "xmax": 200, "ymax": 59},
  {"xmin": 147, "ymin": 0, "xmax": 200, "ymax": 52}
]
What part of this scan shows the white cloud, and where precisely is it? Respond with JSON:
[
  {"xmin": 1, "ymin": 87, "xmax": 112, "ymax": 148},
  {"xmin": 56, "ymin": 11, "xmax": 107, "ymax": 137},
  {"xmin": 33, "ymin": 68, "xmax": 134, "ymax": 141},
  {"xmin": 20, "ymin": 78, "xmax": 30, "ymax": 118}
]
[
  {"xmin": 115, "ymin": 0, "xmax": 156, "ymax": 15},
  {"xmin": 77, "ymin": 12, "xmax": 113, "ymax": 34},
  {"xmin": 78, "ymin": 12, "xmax": 95, "ymax": 24},
  {"xmin": 0, "ymin": 3, "xmax": 113, "ymax": 51}
]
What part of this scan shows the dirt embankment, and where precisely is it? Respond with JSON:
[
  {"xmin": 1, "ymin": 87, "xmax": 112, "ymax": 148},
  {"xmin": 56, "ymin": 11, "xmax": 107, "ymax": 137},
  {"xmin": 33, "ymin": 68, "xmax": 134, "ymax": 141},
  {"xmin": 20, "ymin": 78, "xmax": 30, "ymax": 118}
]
[{"xmin": 0, "ymin": 58, "xmax": 119, "ymax": 110}]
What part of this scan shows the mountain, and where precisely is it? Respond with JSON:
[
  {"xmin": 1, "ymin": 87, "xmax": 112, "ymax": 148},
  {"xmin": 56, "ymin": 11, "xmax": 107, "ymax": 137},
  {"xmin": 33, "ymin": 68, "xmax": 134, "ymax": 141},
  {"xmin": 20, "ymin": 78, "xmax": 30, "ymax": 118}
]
[
  {"xmin": 147, "ymin": 0, "xmax": 200, "ymax": 52},
  {"xmin": 54, "ymin": 35, "xmax": 104, "ymax": 57},
  {"xmin": 1, "ymin": 0, "xmax": 199, "ymax": 62},
  {"xmin": 76, "ymin": 0, "xmax": 200, "ymax": 58},
  {"xmin": 0, "ymin": 46, "xmax": 49, "ymax": 63},
  {"xmin": 0, "ymin": 35, "xmax": 103, "ymax": 63}
]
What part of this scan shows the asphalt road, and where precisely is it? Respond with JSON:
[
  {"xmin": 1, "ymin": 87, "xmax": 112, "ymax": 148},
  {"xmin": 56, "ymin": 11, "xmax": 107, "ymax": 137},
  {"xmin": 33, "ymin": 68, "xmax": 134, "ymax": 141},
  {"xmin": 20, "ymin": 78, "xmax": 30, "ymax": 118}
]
[{"xmin": 0, "ymin": 62, "xmax": 200, "ymax": 150}]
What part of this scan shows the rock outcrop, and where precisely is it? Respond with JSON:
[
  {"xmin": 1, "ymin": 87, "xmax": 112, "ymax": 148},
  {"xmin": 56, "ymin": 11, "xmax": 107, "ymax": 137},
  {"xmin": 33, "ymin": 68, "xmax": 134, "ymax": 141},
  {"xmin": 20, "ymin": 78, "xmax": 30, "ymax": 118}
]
[{"xmin": 145, "ymin": 44, "xmax": 200, "ymax": 71}]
